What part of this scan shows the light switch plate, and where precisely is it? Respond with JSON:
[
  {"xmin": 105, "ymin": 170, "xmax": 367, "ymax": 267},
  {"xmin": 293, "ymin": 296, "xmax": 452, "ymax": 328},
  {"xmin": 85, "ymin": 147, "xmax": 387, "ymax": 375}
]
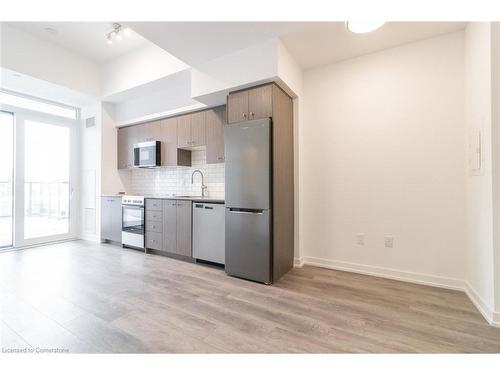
[
  {"xmin": 384, "ymin": 235, "xmax": 394, "ymax": 248},
  {"xmin": 469, "ymin": 126, "xmax": 483, "ymax": 176},
  {"xmin": 356, "ymin": 233, "xmax": 365, "ymax": 246}
]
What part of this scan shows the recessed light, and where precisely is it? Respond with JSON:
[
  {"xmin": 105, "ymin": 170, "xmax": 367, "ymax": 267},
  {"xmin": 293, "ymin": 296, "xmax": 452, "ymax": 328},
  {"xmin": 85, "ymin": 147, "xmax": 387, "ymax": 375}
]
[
  {"xmin": 43, "ymin": 27, "xmax": 58, "ymax": 36},
  {"xmin": 346, "ymin": 21, "xmax": 386, "ymax": 34}
]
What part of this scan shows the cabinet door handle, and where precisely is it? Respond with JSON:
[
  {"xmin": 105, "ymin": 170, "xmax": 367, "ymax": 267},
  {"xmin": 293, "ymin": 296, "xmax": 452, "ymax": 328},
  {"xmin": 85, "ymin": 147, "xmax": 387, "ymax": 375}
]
[
  {"xmin": 249, "ymin": 112, "xmax": 254, "ymax": 119},
  {"xmin": 243, "ymin": 113, "xmax": 247, "ymax": 119}
]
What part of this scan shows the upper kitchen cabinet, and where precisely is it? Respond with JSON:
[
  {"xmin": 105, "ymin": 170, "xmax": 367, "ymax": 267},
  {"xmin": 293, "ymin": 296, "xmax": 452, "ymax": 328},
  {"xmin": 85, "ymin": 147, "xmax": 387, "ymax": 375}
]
[
  {"xmin": 227, "ymin": 90, "xmax": 249, "ymax": 123},
  {"xmin": 117, "ymin": 126, "xmax": 137, "ymax": 170},
  {"xmin": 206, "ymin": 106, "xmax": 226, "ymax": 164},
  {"xmin": 160, "ymin": 117, "xmax": 191, "ymax": 167},
  {"xmin": 191, "ymin": 111, "xmax": 206, "ymax": 147},
  {"xmin": 136, "ymin": 120, "xmax": 161, "ymax": 143},
  {"xmin": 227, "ymin": 84, "xmax": 273, "ymax": 124},
  {"xmin": 177, "ymin": 111, "xmax": 207, "ymax": 149},
  {"xmin": 117, "ymin": 127, "xmax": 129, "ymax": 170},
  {"xmin": 248, "ymin": 84, "xmax": 273, "ymax": 120},
  {"xmin": 177, "ymin": 114, "xmax": 191, "ymax": 149}
]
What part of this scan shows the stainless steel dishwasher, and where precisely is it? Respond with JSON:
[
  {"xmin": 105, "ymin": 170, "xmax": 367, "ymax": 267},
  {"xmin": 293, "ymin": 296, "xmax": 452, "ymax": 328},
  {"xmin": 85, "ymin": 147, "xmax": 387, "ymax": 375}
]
[{"xmin": 193, "ymin": 202, "xmax": 225, "ymax": 265}]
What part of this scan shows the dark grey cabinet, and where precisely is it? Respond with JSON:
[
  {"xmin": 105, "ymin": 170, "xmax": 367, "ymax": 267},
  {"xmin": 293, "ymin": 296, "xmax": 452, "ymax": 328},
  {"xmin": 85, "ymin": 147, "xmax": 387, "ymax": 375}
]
[{"xmin": 101, "ymin": 196, "xmax": 122, "ymax": 243}]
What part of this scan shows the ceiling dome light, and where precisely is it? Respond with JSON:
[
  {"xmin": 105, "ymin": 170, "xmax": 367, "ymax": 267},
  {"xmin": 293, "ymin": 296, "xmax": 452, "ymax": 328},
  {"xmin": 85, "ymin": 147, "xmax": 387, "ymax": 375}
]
[{"xmin": 346, "ymin": 21, "xmax": 386, "ymax": 34}]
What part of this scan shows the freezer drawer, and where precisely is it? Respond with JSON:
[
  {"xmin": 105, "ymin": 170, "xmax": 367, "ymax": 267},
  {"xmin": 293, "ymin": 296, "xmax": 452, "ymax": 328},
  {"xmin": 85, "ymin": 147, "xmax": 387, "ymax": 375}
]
[
  {"xmin": 225, "ymin": 208, "xmax": 272, "ymax": 284},
  {"xmin": 193, "ymin": 203, "xmax": 225, "ymax": 264}
]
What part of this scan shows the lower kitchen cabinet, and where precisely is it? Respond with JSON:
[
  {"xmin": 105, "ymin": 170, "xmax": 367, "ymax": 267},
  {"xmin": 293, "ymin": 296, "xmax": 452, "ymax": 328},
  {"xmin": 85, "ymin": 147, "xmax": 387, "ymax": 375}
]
[
  {"xmin": 145, "ymin": 199, "xmax": 192, "ymax": 258},
  {"xmin": 163, "ymin": 200, "xmax": 177, "ymax": 254},
  {"xmin": 175, "ymin": 200, "xmax": 192, "ymax": 257},
  {"xmin": 101, "ymin": 196, "xmax": 122, "ymax": 243}
]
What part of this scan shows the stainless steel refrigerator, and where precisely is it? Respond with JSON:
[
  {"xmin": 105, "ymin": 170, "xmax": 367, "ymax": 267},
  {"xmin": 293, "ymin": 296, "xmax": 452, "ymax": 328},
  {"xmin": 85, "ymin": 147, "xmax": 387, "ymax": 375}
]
[{"xmin": 224, "ymin": 118, "xmax": 272, "ymax": 284}]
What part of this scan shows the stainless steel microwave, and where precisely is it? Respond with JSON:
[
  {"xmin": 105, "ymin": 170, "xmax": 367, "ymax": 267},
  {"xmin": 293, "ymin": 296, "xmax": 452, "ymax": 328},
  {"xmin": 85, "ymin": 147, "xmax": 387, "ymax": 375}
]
[{"xmin": 133, "ymin": 141, "xmax": 161, "ymax": 168}]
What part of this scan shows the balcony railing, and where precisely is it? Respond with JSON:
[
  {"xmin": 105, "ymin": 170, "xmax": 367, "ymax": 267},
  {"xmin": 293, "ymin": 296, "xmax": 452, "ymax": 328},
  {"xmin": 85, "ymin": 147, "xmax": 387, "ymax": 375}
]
[{"xmin": 0, "ymin": 181, "xmax": 69, "ymax": 219}]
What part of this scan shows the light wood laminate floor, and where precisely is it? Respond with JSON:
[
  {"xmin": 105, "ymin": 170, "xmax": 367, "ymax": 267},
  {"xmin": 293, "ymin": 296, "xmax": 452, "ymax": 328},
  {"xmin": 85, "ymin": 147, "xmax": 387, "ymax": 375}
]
[{"xmin": 1, "ymin": 240, "xmax": 500, "ymax": 353}]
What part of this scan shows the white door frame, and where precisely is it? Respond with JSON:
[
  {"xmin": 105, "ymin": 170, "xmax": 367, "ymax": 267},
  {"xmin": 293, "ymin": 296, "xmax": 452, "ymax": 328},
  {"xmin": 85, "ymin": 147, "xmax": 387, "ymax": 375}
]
[
  {"xmin": 0, "ymin": 110, "xmax": 15, "ymax": 249},
  {"xmin": 1, "ymin": 103, "xmax": 79, "ymax": 248}
]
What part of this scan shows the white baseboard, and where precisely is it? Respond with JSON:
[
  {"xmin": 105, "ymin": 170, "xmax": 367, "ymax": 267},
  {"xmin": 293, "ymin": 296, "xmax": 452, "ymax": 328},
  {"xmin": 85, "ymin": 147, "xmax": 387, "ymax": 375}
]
[
  {"xmin": 295, "ymin": 255, "xmax": 500, "ymax": 327},
  {"xmin": 464, "ymin": 281, "xmax": 494, "ymax": 325},
  {"xmin": 78, "ymin": 234, "xmax": 100, "ymax": 243},
  {"xmin": 493, "ymin": 311, "xmax": 500, "ymax": 327},
  {"xmin": 300, "ymin": 256, "xmax": 465, "ymax": 290}
]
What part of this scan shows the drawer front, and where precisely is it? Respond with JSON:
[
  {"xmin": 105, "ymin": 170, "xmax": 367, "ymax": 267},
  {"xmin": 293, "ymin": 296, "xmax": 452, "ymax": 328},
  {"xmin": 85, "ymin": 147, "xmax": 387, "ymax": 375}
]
[
  {"xmin": 146, "ymin": 220, "xmax": 163, "ymax": 233},
  {"xmin": 146, "ymin": 199, "xmax": 162, "ymax": 211},
  {"xmin": 146, "ymin": 209, "xmax": 163, "ymax": 222},
  {"xmin": 146, "ymin": 231, "xmax": 163, "ymax": 250}
]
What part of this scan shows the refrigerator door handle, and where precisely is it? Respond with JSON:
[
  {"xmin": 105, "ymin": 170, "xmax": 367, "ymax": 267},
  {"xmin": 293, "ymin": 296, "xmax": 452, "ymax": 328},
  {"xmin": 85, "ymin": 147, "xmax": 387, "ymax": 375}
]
[{"xmin": 228, "ymin": 208, "xmax": 264, "ymax": 215}]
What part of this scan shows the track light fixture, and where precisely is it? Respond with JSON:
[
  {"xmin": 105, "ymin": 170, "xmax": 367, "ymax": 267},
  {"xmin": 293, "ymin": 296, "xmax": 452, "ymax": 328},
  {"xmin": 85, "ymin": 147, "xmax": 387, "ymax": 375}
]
[{"xmin": 105, "ymin": 23, "xmax": 131, "ymax": 44}]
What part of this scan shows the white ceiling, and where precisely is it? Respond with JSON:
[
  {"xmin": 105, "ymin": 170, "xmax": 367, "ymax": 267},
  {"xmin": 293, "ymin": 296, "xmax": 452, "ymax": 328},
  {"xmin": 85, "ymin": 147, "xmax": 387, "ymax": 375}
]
[
  {"xmin": 129, "ymin": 22, "xmax": 467, "ymax": 69},
  {"xmin": 6, "ymin": 22, "xmax": 150, "ymax": 63},
  {"xmin": 6, "ymin": 21, "xmax": 468, "ymax": 70}
]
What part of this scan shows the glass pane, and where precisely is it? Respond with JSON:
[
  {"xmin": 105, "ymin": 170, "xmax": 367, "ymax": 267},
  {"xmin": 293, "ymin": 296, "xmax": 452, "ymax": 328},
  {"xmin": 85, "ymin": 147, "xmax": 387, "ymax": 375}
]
[
  {"xmin": 0, "ymin": 112, "xmax": 14, "ymax": 247},
  {"xmin": 0, "ymin": 91, "xmax": 77, "ymax": 120},
  {"xmin": 24, "ymin": 120, "xmax": 70, "ymax": 239}
]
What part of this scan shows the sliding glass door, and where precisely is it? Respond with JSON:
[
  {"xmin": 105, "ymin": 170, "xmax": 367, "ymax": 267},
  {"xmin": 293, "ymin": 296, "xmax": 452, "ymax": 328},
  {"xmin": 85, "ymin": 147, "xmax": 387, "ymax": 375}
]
[
  {"xmin": 24, "ymin": 119, "xmax": 70, "ymax": 239},
  {"xmin": 0, "ymin": 111, "xmax": 14, "ymax": 248},
  {"xmin": 13, "ymin": 111, "xmax": 76, "ymax": 247}
]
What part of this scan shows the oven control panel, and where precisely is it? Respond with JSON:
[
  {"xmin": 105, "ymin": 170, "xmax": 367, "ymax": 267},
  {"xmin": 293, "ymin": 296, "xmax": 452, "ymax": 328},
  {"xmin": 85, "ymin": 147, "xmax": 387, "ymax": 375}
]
[{"xmin": 122, "ymin": 196, "xmax": 145, "ymax": 206}]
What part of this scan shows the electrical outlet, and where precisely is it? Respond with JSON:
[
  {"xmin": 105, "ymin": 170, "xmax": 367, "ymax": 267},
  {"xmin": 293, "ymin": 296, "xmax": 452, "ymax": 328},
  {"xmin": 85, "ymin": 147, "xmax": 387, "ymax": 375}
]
[
  {"xmin": 356, "ymin": 233, "xmax": 365, "ymax": 246},
  {"xmin": 384, "ymin": 235, "xmax": 394, "ymax": 248}
]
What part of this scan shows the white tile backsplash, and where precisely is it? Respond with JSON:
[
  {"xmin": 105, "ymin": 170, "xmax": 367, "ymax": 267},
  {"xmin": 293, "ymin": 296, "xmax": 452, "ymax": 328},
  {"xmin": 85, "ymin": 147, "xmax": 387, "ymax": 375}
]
[{"xmin": 128, "ymin": 150, "xmax": 225, "ymax": 198}]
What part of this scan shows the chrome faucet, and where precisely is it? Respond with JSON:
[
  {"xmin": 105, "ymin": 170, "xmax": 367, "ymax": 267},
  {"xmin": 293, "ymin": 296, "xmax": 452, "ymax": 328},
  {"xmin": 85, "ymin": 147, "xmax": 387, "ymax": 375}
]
[{"xmin": 191, "ymin": 169, "xmax": 208, "ymax": 197}]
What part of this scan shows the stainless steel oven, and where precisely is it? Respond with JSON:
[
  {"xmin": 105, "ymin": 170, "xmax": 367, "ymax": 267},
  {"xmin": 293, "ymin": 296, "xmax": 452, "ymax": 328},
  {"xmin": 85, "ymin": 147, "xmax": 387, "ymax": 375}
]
[
  {"xmin": 134, "ymin": 141, "xmax": 161, "ymax": 168},
  {"xmin": 121, "ymin": 196, "xmax": 145, "ymax": 250}
]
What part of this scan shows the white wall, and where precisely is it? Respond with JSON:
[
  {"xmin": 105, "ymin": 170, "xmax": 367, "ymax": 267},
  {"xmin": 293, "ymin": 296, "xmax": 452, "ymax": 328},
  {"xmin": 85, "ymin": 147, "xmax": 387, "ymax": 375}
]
[
  {"xmin": 79, "ymin": 104, "xmax": 102, "ymax": 241},
  {"xmin": 191, "ymin": 38, "xmax": 302, "ymax": 107},
  {"xmin": 190, "ymin": 38, "xmax": 279, "ymax": 106},
  {"xmin": 300, "ymin": 31, "xmax": 466, "ymax": 287},
  {"xmin": 100, "ymin": 43, "xmax": 188, "ymax": 98},
  {"xmin": 0, "ymin": 23, "xmax": 101, "ymax": 97},
  {"xmin": 111, "ymin": 71, "xmax": 203, "ymax": 125},
  {"xmin": 101, "ymin": 102, "xmax": 131, "ymax": 195},
  {"xmin": 463, "ymin": 23, "xmax": 496, "ymax": 318}
]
